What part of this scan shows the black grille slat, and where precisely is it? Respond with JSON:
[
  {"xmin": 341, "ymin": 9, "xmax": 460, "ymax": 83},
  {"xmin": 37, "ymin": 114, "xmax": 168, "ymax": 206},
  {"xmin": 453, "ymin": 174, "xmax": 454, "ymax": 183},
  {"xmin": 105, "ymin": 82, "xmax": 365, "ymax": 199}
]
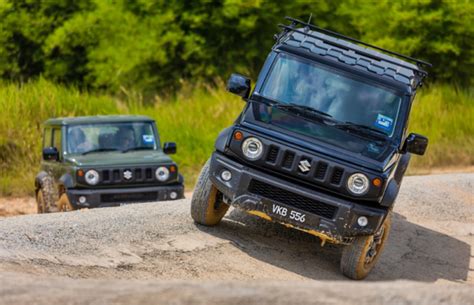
[
  {"xmin": 266, "ymin": 145, "xmax": 279, "ymax": 163},
  {"xmin": 135, "ymin": 168, "xmax": 142, "ymax": 180},
  {"xmin": 282, "ymin": 151, "xmax": 295, "ymax": 169},
  {"xmin": 314, "ymin": 162, "xmax": 328, "ymax": 180},
  {"xmin": 248, "ymin": 180, "xmax": 337, "ymax": 219},
  {"xmin": 330, "ymin": 167, "xmax": 344, "ymax": 185},
  {"xmin": 145, "ymin": 168, "xmax": 153, "ymax": 179},
  {"xmin": 113, "ymin": 169, "xmax": 120, "ymax": 182},
  {"xmin": 102, "ymin": 170, "xmax": 110, "ymax": 182}
]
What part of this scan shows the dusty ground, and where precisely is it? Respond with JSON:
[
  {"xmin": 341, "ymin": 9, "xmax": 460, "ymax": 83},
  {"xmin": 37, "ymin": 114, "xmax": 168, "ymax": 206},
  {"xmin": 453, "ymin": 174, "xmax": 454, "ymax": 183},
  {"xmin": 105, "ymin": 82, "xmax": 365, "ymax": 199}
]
[{"xmin": 0, "ymin": 173, "xmax": 473, "ymax": 304}]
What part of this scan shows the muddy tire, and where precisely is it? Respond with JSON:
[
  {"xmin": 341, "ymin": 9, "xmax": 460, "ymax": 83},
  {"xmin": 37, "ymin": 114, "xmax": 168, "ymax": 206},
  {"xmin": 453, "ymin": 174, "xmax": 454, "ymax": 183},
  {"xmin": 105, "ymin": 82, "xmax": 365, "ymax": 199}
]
[
  {"xmin": 57, "ymin": 193, "xmax": 75, "ymax": 212},
  {"xmin": 36, "ymin": 176, "xmax": 59, "ymax": 213},
  {"xmin": 190, "ymin": 159, "xmax": 229, "ymax": 226},
  {"xmin": 340, "ymin": 212, "xmax": 392, "ymax": 280}
]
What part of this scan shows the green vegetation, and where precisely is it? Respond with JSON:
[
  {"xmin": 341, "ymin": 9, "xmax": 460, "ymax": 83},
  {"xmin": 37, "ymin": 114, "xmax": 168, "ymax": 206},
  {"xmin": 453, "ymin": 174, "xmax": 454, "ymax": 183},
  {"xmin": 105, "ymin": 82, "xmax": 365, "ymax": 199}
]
[
  {"xmin": 0, "ymin": 0, "xmax": 472, "ymax": 94},
  {"xmin": 0, "ymin": 80, "xmax": 472, "ymax": 196}
]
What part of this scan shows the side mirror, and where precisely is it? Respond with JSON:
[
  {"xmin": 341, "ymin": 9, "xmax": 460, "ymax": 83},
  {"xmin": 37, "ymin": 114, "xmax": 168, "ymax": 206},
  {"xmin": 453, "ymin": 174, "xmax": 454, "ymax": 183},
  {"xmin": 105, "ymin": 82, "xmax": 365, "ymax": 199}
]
[
  {"xmin": 43, "ymin": 147, "xmax": 59, "ymax": 161},
  {"xmin": 402, "ymin": 133, "xmax": 428, "ymax": 155},
  {"xmin": 227, "ymin": 73, "xmax": 251, "ymax": 99},
  {"xmin": 163, "ymin": 142, "xmax": 177, "ymax": 154}
]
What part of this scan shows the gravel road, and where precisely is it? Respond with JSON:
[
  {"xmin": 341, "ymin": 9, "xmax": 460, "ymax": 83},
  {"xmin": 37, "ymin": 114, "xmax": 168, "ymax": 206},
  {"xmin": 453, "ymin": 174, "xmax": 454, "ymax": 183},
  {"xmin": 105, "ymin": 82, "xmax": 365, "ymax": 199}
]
[{"xmin": 0, "ymin": 173, "xmax": 473, "ymax": 304}]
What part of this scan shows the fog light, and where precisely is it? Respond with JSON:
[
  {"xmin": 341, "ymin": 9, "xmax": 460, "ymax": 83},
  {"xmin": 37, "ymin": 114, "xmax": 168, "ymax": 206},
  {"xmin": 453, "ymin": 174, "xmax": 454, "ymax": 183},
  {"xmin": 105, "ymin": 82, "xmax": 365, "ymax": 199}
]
[
  {"xmin": 170, "ymin": 191, "xmax": 178, "ymax": 200},
  {"xmin": 357, "ymin": 216, "xmax": 368, "ymax": 227},
  {"xmin": 221, "ymin": 170, "xmax": 232, "ymax": 181},
  {"xmin": 78, "ymin": 196, "xmax": 87, "ymax": 204}
]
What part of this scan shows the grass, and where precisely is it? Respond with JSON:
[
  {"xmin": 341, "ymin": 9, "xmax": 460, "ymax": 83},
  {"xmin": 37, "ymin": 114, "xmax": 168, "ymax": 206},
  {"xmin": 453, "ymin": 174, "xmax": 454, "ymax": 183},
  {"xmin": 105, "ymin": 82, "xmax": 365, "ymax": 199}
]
[{"xmin": 0, "ymin": 79, "xmax": 472, "ymax": 196}]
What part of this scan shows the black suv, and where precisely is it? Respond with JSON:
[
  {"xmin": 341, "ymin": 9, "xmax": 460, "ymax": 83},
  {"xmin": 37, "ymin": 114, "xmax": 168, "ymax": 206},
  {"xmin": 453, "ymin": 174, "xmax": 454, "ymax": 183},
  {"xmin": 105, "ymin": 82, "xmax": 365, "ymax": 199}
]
[{"xmin": 191, "ymin": 17, "xmax": 430, "ymax": 279}]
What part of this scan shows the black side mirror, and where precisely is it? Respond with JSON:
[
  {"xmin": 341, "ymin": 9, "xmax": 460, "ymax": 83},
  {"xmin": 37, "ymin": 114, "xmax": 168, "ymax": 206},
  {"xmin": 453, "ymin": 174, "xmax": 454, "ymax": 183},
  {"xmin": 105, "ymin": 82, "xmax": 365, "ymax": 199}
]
[
  {"xmin": 227, "ymin": 73, "xmax": 251, "ymax": 99},
  {"xmin": 402, "ymin": 133, "xmax": 428, "ymax": 155},
  {"xmin": 43, "ymin": 147, "xmax": 59, "ymax": 161},
  {"xmin": 163, "ymin": 142, "xmax": 177, "ymax": 154}
]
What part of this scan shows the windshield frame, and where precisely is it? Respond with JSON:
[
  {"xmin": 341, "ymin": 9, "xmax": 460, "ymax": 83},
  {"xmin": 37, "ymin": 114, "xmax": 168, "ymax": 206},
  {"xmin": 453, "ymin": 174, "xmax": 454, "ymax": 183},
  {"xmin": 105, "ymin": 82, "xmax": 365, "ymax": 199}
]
[
  {"xmin": 64, "ymin": 121, "xmax": 160, "ymax": 155},
  {"xmin": 251, "ymin": 50, "xmax": 410, "ymax": 143}
]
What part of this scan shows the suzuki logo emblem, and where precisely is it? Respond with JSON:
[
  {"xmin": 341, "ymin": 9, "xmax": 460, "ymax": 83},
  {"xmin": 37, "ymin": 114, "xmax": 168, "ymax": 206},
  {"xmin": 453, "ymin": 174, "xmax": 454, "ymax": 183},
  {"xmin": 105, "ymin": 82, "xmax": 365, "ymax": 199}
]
[
  {"xmin": 298, "ymin": 159, "xmax": 311, "ymax": 173},
  {"xmin": 123, "ymin": 170, "xmax": 133, "ymax": 180}
]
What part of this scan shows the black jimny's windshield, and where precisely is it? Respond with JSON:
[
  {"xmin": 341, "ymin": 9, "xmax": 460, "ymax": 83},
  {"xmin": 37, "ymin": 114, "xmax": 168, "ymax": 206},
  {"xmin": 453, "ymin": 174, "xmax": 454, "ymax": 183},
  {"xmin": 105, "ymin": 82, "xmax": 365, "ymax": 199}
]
[
  {"xmin": 261, "ymin": 53, "xmax": 402, "ymax": 137},
  {"xmin": 251, "ymin": 53, "xmax": 405, "ymax": 161},
  {"xmin": 66, "ymin": 122, "xmax": 157, "ymax": 154}
]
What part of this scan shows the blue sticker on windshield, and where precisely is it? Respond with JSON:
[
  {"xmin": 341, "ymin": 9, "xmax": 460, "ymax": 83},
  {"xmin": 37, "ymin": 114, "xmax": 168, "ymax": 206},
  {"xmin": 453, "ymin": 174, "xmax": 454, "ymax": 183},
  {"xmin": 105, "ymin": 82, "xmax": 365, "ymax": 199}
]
[
  {"xmin": 374, "ymin": 114, "xmax": 393, "ymax": 131},
  {"xmin": 143, "ymin": 135, "xmax": 155, "ymax": 144}
]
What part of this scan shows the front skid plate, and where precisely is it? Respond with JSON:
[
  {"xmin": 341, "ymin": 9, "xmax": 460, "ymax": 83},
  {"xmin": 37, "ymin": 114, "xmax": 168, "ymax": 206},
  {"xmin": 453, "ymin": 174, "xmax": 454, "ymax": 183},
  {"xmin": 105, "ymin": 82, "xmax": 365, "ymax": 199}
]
[{"xmin": 239, "ymin": 199, "xmax": 341, "ymax": 246}]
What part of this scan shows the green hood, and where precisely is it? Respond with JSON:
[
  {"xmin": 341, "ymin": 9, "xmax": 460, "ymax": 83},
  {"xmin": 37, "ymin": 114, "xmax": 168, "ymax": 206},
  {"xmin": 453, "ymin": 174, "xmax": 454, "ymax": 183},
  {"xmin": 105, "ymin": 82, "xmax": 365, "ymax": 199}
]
[{"xmin": 65, "ymin": 150, "xmax": 174, "ymax": 168}]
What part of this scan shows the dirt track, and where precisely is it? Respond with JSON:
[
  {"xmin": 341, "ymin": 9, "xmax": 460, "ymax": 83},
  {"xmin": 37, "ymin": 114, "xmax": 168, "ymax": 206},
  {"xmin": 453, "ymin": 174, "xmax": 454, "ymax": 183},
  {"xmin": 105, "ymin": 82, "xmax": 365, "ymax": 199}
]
[{"xmin": 0, "ymin": 173, "xmax": 473, "ymax": 304}]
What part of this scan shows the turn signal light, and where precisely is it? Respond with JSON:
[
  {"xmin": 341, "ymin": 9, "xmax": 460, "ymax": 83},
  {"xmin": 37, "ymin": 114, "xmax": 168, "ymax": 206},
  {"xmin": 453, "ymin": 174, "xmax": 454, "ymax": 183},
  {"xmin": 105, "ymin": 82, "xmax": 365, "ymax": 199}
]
[
  {"xmin": 372, "ymin": 178, "xmax": 382, "ymax": 187},
  {"xmin": 169, "ymin": 165, "xmax": 176, "ymax": 173},
  {"xmin": 77, "ymin": 169, "xmax": 84, "ymax": 177},
  {"xmin": 234, "ymin": 131, "xmax": 243, "ymax": 141}
]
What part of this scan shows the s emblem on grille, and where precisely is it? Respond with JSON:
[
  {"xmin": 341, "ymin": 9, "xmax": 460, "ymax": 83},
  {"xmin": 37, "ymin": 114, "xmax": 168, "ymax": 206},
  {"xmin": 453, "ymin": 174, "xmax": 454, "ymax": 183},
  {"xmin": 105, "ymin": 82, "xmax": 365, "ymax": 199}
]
[
  {"xmin": 123, "ymin": 170, "xmax": 133, "ymax": 180},
  {"xmin": 298, "ymin": 159, "xmax": 311, "ymax": 173}
]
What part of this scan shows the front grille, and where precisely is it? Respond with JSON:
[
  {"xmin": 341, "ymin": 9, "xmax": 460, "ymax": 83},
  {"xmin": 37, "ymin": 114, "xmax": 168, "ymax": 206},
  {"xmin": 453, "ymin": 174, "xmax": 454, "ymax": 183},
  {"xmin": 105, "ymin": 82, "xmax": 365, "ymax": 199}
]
[
  {"xmin": 266, "ymin": 145, "xmax": 279, "ymax": 163},
  {"xmin": 314, "ymin": 161, "xmax": 328, "ymax": 180},
  {"xmin": 101, "ymin": 191, "xmax": 158, "ymax": 203},
  {"xmin": 248, "ymin": 180, "xmax": 338, "ymax": 219},
  {"xmin": 282, "ymin": 151, "xmax": 295, "ymax": 169},
  {"xmin": 330, "ymin": 167, "xmax": 344, "ymax": 185},
  {"xmin": 99, "ymin": 167, "xmax": 156, "ymax": 184}
]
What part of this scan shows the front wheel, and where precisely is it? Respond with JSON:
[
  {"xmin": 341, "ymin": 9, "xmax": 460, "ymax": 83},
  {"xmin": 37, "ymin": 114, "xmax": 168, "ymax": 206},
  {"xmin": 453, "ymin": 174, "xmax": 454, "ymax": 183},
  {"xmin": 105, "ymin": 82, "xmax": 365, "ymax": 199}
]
[
  {"xmin": 190, "ymin": 159, "xmax": 229, "ymax": 226},
  {"xmin": 340, "ymin": 213, "xmax": 392, "ymax": 280},
  {"xmin": 36, "ymin": 176, "xmax": 58, "ymax": 213}
]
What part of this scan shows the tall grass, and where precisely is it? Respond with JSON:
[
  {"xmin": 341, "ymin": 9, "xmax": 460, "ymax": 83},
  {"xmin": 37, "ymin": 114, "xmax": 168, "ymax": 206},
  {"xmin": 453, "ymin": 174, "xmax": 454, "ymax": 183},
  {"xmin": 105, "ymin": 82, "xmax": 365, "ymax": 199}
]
[{"xmin": 0, "ymin": 79, "xmax": 472, "ymax": 196}]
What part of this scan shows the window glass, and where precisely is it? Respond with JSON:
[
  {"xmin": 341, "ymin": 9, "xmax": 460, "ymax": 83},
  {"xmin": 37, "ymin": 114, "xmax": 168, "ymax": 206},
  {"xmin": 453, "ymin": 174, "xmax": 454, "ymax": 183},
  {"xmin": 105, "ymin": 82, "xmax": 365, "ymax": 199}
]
[
  {"xmin": 67, "ymin": 122, "xmax": 157, "ymax": 154},
  {"xmin": 261, "ymin": 53, "xmax": 402, "ymax": 136},
  {"xmin": 43, "ymin": 127, "xmax": 53, "ymax": 148}
]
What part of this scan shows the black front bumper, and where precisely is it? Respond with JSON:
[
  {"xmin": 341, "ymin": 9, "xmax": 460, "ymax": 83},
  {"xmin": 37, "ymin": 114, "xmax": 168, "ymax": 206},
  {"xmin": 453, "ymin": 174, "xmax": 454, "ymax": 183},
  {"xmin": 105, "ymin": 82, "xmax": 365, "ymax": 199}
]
[
  {"xmin": 209, "ymin": 152, "xmax": 388, "ymax": 244},
  {"xmin": 66, "ymin": 184, "xmax": 184, "ymax": 208}
]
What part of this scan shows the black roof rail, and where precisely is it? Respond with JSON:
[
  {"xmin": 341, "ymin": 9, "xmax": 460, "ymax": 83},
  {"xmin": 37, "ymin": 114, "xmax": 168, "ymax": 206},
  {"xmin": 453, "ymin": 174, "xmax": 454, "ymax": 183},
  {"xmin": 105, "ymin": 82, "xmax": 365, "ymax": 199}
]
[{"xmin": 281, "ymin": 16, "xmax": 432, "ymax": 73}]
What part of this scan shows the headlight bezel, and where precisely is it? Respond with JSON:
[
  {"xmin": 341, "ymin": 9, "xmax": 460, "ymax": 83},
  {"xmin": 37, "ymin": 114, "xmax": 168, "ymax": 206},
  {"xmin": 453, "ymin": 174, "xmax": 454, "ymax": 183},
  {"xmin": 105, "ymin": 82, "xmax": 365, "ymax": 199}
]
[
  {"xmin": 347, "ymin": 173, "xmax": 370, "ymax": 195},
  {"xmin": 155, "ymin": 166, "xmax": 170, "ymax": 182},
  {"xmin": 241, "ymin": 137, "xmax": 264, "ymax": 160},
  {"xmin": 84, "ymin": 169, "xmax": 100, "ymax": 185}
]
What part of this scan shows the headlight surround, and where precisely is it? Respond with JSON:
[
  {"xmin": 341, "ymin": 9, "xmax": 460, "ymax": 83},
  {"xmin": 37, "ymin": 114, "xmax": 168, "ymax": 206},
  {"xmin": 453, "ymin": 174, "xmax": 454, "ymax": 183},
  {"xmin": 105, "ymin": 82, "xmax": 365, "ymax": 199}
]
[
  {"xmin": 84, "ymin": 169, "xmax": 100, "ymax": 185},
  {"xmin": 242, "ymin": 137, "xmax": 263, "ymax": 160},
  {"xmin": 347, "ymin": 173, "xmax": 370, "ymax": 195},
  {"xmin": 155, "ymin": 166, "xmax": 170, "ymax": 182}
]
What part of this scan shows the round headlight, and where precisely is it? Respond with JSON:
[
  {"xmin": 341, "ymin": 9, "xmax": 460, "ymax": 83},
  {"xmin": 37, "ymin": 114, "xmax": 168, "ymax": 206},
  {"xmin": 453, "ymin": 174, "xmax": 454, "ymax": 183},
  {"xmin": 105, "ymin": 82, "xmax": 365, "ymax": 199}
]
[
  {"xmin": 85, "ymin": 169, "xmax": 99, "ymax": 185},
  {"xmin": 155, "ymin": 166, "xmax": 170, "ymax": 182},
  {"xmin": 347, "ymin": 173, "xmax": 370, "ymax": 195},
  {"xmin": 242, "ymin": 137, "xmax": 263, "ymax": 160}
]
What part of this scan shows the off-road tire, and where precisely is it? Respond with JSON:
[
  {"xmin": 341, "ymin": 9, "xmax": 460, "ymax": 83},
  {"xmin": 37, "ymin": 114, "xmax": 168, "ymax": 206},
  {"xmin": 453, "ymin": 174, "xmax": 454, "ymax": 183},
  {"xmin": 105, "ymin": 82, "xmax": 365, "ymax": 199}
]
[
  {"xmin": 57, "ymin": 193, "xmax": 75, "ymax": 212},
  {"xmin": 340, "ymin": 212, "xmax": 392, "ymax": 280},
  {"xmin": 36, "ymin": 176, "xmax": 59, "ymax": 213},
  {"xmin": 190, "ymin": 159, "xmax": 229, "ymax": 226}
]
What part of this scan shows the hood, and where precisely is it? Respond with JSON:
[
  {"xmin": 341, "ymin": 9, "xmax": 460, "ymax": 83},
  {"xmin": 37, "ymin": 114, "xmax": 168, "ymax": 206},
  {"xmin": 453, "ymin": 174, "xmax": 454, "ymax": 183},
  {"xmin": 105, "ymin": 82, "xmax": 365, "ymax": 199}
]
[{"xmin": 65, "ymin": 150, "xmax": 174, "ymax": 168}]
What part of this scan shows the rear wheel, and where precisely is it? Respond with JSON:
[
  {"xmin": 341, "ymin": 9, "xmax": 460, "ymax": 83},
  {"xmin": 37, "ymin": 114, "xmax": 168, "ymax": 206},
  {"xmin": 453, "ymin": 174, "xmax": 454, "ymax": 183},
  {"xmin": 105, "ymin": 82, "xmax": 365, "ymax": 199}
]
[
  {"xmin": 190, "ymin": 159, "xmax": 229, "ymax": 226},
  {"xmin": 340, "ymin": 213, "xmax": 392, "ymax": 280}
]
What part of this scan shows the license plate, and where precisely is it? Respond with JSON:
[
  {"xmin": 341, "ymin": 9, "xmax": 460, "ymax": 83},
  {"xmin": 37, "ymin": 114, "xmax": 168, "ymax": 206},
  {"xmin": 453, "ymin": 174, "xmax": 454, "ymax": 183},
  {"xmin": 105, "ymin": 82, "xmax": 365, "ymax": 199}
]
[{"xmin": 269, "ymin": 203, "xmax": 307, "ymax": 224}]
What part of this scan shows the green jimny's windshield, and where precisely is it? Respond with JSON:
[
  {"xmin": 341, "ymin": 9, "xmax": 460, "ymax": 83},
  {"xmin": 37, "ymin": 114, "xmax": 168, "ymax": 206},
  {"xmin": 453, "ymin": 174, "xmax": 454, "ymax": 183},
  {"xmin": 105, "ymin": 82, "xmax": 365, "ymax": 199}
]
[
  {"xmin": 261, "ymin": 53, "xmax": 402, "ymax": 137},
  {"xmin": 66, "ymin": 122, "xmax": 157, "ymax": 154}
]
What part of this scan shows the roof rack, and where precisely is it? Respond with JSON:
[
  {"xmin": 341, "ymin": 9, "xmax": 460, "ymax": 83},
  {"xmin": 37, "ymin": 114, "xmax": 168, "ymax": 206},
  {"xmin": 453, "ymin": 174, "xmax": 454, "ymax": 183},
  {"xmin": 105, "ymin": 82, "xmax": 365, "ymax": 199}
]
[{"xmin": 278, "ymin": 17, "xmax": 431, "ymax": 77}]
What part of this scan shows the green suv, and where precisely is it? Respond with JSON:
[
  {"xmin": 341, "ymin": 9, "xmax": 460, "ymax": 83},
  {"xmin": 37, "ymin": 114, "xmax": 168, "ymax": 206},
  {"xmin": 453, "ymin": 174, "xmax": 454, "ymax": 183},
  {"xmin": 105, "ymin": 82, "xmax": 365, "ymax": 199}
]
[{"xmin": 35, "ymin": 115, "xmax": 184, "ymax": 212}]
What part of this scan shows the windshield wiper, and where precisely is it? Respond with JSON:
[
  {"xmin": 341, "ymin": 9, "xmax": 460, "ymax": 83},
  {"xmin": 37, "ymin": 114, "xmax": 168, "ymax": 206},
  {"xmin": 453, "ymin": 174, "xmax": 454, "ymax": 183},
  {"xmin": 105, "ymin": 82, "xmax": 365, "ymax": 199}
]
[
  {"xmin": 274, "ymin": 102, "xmax": 333, "ymax": 118},
  {"xmin": 334, "ymin": 122, "xmax": 389, "ymax": 141},
  {"xmin": 122, "ymin": 146, "xmax": 154, "ymax": 153},
  {"xmin": 81, "ymin": 148, "xmax": 120, "ymax": 155}
]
